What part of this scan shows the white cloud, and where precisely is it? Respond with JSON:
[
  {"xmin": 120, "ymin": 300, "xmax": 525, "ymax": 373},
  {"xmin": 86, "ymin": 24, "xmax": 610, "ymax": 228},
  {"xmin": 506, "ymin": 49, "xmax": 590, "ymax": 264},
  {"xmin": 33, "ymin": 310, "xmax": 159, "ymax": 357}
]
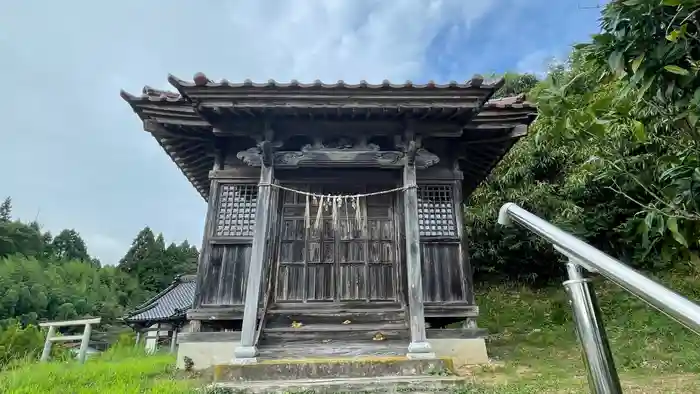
[
  {"xmin": 515, "ymin": 49, "xmax": 567, "ymax": 79},
  {"xmin": 179, "ymin": 0, "xmax": 499, "ymax": 83},
  {"xmin": 83, "ymin": 234, "xmax": 127, "ymax": 265},
  {"xmin": 0, "ymin": 0, "xmax": 498, "ymax": 265}
]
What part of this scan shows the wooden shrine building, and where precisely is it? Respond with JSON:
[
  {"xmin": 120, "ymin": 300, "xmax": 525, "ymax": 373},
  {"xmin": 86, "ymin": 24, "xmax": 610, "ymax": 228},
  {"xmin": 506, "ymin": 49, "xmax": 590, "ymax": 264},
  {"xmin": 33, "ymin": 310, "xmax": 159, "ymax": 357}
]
[{"xmin": 121, "ymin": 74, "xmax": 536, "ymax": 367}]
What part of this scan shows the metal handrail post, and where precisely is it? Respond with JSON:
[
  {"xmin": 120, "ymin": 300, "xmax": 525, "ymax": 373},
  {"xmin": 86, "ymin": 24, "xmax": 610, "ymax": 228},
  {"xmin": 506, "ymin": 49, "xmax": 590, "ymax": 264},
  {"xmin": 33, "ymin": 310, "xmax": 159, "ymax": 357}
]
[
  {"xmin": 498, "ymin": 202, "xmax": 700, "ymax": 394},
  {"xmin": 564, "ymin": 260, "xmax": 622, "ymax": 394},
  {"xmin": 498, "ymin": 203, "xmax": 700, "ymax": 334}
]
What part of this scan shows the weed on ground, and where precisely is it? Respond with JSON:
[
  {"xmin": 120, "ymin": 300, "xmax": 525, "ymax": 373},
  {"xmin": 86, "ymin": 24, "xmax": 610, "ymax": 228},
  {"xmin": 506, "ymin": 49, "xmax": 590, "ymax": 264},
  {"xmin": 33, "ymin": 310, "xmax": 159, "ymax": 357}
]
[{"xmin": 1, "ymin": 274, "xmax": 698, "ymax": 393}]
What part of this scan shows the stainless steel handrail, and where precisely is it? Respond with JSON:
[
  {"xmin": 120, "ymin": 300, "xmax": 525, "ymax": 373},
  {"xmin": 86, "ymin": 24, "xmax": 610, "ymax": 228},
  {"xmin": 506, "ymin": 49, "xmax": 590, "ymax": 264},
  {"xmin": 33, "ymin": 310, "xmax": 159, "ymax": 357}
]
[{"xmin": 498, "ymin": 202, "xmax": 700, "ymax": 394}]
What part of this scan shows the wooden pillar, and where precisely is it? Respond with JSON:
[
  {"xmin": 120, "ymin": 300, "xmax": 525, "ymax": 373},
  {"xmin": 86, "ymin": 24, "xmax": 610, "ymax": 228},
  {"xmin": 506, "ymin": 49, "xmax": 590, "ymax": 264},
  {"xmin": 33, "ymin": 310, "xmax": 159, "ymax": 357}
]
[
  {"xmin": 403, "ymin": 162, "xmax": 435, "ymax": 359},
  {"xmin": 234, "ymin": 163, "xmax": 274, "ymax": 363},
  {"xmin": 453, "ymin": 169, "xmax": 478, "ymax": 328},
  {"xmin": 40, "ymin": 326, "xmax": 56, "ymax": 362}
]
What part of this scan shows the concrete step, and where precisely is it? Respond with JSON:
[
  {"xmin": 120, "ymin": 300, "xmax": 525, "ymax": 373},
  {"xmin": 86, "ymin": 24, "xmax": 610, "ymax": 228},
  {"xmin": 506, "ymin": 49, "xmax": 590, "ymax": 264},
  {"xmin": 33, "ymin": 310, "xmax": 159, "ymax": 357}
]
[
  {"xmin": 212, "ymin": 356, "xmax": 454, "ymax": 382},
  {"xmin": 206, "ymin": 375, "xmax": 471, "ymax": 394}
]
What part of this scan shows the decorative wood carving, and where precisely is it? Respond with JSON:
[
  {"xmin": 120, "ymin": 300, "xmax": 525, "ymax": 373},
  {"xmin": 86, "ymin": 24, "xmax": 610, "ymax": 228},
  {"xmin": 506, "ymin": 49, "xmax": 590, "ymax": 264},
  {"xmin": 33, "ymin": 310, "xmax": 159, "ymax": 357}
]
[
  {"xmin": 236, "ymin": 140, "xmax": 283, "ymax": 167},
  {"xmin": 236, "ymin": 139, "xmax": 439, "ymax": 169}
]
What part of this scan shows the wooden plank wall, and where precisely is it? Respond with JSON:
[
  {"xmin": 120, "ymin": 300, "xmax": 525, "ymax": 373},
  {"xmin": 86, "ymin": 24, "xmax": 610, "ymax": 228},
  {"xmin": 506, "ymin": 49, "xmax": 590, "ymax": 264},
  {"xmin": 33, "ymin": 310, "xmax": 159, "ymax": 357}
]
[
  {"xmin": 416, "ymin": 182, "xmax": 470, "ymax": 303},
  {"xmin": 198, "ymin": 178, "xmax": 281, "ymax": 308},
  {"xmin": 420, "ymin": 242, "xmax": 465, "ymax": 302},
  {"xmin": 199, "ymin": 244, "xmax": 251, "ymax": 306},
  {"xmin": 193, "ymin": 173, "xmax": 474, "ymax": 311}
]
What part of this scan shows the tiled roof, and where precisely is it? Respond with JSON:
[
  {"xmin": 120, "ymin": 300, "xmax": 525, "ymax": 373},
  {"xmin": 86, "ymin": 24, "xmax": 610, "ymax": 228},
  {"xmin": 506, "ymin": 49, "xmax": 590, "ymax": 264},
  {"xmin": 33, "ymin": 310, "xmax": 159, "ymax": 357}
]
[
  {"xmin": 121, "ymin": 86, "xmax": 534, "ymax": 108},
  {"xmin": 120, "ymin": 74, "xmax": 537, "ymax": 201},
  {"xmin": 123, "ymin": 275, "xmax": 196, "ymax": 324},
  {"xmin": 119, "ymin": 86, "xmax": 186, "ymax": 103},
  {"xmin": 168, "ymin": 72, "xmax": 504, "ymax": 90}
]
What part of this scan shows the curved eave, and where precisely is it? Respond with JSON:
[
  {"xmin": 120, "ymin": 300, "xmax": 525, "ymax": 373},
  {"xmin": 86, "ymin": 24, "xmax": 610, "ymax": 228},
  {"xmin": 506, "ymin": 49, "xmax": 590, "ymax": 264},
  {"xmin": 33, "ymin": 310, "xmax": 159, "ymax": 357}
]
[
  {"xmin": 458, "ymin": 99, "xmax": 537, "ymax": 197},
  {"xmin": 156, "ymin": 136, "xmax": 214, "ymax": 200},
  {"xmin": 460, "ymin": 136, "xmax": 524, "ymax": 198},
  {"xmin": 121, "ymin": 77, "xmax": 536, "ymax": 201},
  {"xmin": 121, "ymin": 90, "xmax": 214, "ymax": 200}
]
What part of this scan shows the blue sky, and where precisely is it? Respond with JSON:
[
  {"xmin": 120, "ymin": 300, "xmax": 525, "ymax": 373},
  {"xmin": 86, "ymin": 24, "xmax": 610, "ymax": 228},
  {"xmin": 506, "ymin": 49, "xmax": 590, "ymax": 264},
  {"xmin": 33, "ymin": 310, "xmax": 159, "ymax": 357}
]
[{"xmin": 0, "ymin": 0, "xmax": 607, "ymax": 265}]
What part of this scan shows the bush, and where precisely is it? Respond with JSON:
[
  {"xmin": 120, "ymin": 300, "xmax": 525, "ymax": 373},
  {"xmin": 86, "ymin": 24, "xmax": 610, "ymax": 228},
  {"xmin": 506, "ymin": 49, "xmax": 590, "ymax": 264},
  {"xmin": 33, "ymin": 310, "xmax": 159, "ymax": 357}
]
[{"xmin": 0, "ymin": 324, "xmax": 70, "ymax": 370}]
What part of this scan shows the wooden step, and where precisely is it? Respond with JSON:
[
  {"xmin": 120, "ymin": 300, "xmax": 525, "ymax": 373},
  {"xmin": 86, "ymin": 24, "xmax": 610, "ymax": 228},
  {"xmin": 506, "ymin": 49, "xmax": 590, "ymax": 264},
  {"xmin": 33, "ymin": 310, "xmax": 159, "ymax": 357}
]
[
  {"xmin": 262, "ymin": 323, "xmax": 409, "ymax": 343},
  {"xmin": 257, "ymin": 340, "xmax": 409, "ymax": 359},
  {"xmin": 266, "ymin": 306, "xmax": 406, "ymax": 326},
  {"xmin": 265, "ymin": 323, "xmax": 405, "ymax": 332}
]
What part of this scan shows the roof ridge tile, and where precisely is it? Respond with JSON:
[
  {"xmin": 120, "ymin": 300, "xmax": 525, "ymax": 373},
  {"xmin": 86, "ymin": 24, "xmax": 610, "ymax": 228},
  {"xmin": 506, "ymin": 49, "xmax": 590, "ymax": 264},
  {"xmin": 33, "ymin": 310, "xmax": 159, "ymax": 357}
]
[{"xmin": 167, "ymin": 72, "xmax": 504, "ymax": 90}]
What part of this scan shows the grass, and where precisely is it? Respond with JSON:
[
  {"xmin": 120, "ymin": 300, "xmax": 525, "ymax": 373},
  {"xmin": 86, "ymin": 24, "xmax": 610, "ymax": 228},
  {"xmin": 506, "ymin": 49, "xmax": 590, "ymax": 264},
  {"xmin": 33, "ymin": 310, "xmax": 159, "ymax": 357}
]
[
  {"xmin": 457, "ymin": 271, "xmax": 700, "ymax": 393},
  {"xmin": 1, "ymin": 272, "xmax": 699, "ymax": 393},
  {"xmin": 0, "ymin": 348, "xmax": 193, "ymax": 394}
]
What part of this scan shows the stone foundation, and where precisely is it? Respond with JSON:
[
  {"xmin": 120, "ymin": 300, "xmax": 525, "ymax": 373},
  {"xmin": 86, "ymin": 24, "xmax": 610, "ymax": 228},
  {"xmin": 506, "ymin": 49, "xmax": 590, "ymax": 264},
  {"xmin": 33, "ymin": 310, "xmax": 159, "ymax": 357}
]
[
  {"xmin": 176, "ymin": 331, "xmax": 489, "ymax": 371},
  {"xmin": 213, "ymin": 357, "xmax": 454, "ymax": 381},
  {"xmin": 176, "ymin": 332, "xmax": 240, "ymax": 370},
  {"xmin": 210, "ymin": 374, "xmax": 472, "ymax": 393}
]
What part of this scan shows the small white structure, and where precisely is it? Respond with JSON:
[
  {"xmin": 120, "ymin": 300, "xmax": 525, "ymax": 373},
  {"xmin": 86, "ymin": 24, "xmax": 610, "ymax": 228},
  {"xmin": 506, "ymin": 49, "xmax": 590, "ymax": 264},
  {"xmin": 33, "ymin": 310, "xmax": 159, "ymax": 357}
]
[{"xmin": 144, "ymin": 324, "xmax": 172, "ymax": 354}]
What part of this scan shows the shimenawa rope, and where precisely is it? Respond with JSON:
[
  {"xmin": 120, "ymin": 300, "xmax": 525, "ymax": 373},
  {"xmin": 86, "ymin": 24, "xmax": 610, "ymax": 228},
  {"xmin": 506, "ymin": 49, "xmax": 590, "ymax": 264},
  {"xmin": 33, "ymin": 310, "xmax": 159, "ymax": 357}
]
[{"xmin": 257, "ymin": 182, "xmax": 416, "ymax": 231}]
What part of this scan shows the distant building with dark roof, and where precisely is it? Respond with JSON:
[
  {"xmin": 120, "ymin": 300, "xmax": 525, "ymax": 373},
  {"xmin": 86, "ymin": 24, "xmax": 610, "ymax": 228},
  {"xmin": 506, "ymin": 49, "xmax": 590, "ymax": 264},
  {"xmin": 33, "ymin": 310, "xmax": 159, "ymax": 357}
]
[{"xmin": 123, "ymin": 275, "xmax": 196, "ymax": 353}]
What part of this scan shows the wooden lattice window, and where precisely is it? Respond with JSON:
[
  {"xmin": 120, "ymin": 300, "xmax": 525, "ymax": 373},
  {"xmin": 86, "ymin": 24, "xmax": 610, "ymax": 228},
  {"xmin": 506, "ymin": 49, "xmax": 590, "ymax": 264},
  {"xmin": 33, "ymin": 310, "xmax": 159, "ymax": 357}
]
[
  {"xmin": 417, "ymin": 185, "xmax": 457, "ymax": 237},
  {"xmin": 215, "ymin": 184, "xmax": 258, "ymax": 237}
]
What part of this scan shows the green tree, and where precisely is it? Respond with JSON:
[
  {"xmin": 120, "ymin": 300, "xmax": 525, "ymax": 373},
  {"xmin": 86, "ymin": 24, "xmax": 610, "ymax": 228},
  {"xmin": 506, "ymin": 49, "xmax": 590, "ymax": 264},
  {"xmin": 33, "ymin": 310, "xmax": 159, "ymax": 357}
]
[
  {"xmin": 572, "ymin": 0, "xmax": 700, "ymax": 265},
  {"xmin": 0, "ymin": 196, "xmax": 194, "ymax": 356},
  {"xmin": 51, "ymin": 229, "xmax": 90, "ymax": 262},
  {"xmin": 0, "ymin": 221, "xmax": 44, "ymax": 259},
  {"xmin": 492, "ymin": 72, "xmax": 539, "ymax": 99},
  {"xmin": 160, "ymin": 241, "xmax": 198, "ymax": 288},
  {"xmin": 118, "ymin": 227, "xmax": 156, "ymax": 274},
  {"xmin": 0, "ymin": 256, "xmax": 149, "ymax": 328},
  {"xmin": 0, "ymin": 197, "xmax": 11, "ymax": 222},
  {"xmin": 118, "ymin": 227, "xmax": 197, "ymax": 293},
  {"xmin": 467, "ymin": 0, "xmax": 700, "ymax": 282}
]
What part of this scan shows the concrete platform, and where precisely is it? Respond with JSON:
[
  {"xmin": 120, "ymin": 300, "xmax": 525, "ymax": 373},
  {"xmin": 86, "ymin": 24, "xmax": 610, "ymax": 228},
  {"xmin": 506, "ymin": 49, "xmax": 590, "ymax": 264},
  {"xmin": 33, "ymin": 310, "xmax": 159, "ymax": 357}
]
[
  {"xmin": 207, "ymin": 375, "xmax": 472, "ymax": 393},
  {"xmin": 177, "ymin": 331, "xmax": 240, "ymax": 370},
  {"xmin": 177, "ymin": 330, "xmax": 489, "ymax": 370}
]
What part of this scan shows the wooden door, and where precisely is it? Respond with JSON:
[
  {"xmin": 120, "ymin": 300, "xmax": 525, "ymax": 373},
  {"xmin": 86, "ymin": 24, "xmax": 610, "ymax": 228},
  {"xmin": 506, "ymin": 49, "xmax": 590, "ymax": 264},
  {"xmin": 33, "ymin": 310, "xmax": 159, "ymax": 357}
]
[{"xmin": 275, "ymin": 184, "xmax": 397, "ymax": 303}]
